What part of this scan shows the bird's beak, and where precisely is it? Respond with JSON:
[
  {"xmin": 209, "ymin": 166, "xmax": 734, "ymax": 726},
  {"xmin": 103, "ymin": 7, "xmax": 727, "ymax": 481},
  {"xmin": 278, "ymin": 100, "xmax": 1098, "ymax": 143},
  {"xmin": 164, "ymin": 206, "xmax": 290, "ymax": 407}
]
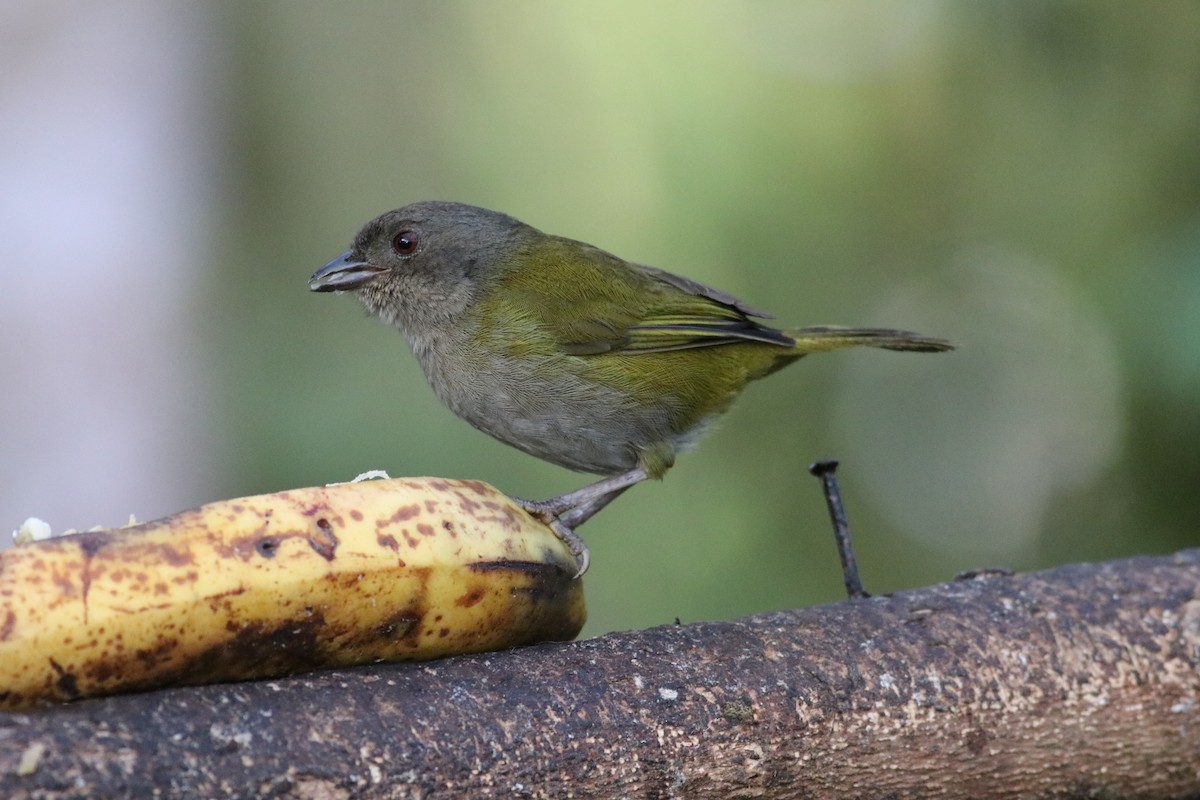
[{"xmin": 309, "ymin": 250, "xmax": 389, "ymax": 293}]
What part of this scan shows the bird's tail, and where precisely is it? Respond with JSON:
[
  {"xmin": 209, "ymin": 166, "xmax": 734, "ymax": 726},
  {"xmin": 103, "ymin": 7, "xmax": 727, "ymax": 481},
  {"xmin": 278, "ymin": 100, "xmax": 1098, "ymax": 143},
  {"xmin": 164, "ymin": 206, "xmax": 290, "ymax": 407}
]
[{"xmin": 785, "ymin": 326, "xmax": 954, "ymax": 354}]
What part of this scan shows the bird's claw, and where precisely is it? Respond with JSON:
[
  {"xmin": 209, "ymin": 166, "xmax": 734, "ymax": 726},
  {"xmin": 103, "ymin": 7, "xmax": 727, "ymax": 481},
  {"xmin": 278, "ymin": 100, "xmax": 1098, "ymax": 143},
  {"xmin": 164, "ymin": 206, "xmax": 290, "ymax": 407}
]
[{"xmin": 515, "ymin": 500, "xmax": 590, "ymax": 578}]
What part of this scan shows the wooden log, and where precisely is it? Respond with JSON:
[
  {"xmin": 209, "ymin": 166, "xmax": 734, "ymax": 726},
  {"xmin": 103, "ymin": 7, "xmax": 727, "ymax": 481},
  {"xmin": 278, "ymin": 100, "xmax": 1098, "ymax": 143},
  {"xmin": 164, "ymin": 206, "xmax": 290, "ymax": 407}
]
[{"xmin": 2, "ymin": 549, "xmax": 1197, "ymax": 799}]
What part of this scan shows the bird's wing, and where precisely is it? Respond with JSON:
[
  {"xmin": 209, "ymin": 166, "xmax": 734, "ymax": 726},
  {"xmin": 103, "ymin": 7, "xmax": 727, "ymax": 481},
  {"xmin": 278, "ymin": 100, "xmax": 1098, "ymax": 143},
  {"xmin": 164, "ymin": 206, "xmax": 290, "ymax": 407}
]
[
  {"xmin": 602, "ymin": 300, "xmax": 794, "ymax": 355},
  {"xmin": 513, "ymin": 239, "xmax": 794, "ymax": 356},
  {"xmin": 628, "ymin": 262, "xmax": 775, "ymax": 320}
]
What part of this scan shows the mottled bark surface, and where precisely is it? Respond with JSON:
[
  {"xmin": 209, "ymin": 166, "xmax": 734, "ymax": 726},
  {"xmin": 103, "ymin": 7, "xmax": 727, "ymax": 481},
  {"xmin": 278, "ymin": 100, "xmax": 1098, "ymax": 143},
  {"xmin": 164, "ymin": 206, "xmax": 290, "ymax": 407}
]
[{"xmin": 2, "ymin": 550, "xmax": 1198, "ymax": 799}]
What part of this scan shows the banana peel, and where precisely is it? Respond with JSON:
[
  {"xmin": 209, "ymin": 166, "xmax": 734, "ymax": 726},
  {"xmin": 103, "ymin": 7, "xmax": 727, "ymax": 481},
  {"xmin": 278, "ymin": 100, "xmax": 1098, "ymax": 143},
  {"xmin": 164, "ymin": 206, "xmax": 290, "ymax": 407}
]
[{"xmin": 0, "ymin": 477, "xmax": 585, "ymax": 710}]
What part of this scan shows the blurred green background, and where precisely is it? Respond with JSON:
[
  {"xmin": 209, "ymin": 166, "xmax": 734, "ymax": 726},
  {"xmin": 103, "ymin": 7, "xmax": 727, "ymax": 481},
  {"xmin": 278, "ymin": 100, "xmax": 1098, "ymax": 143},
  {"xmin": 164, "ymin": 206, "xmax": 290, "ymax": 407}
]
[{"xmin": 4, "ymin": 2, "xmax": 1198, "ymax": 637}]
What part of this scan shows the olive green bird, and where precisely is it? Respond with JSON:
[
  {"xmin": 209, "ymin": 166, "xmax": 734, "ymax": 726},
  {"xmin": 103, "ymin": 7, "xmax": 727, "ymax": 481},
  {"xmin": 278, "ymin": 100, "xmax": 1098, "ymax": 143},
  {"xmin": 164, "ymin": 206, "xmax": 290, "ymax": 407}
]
[{"xmin": 310, "ymin": 201, "xmax": 952, "ymax": 573}]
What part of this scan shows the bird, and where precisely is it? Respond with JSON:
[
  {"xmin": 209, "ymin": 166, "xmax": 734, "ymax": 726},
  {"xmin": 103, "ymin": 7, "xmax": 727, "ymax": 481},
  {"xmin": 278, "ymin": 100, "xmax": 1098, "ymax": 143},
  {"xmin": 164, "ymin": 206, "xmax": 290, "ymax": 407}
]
[{"xmin": 310, "ymin": 201, "xmax": 953, "ymax": 573}]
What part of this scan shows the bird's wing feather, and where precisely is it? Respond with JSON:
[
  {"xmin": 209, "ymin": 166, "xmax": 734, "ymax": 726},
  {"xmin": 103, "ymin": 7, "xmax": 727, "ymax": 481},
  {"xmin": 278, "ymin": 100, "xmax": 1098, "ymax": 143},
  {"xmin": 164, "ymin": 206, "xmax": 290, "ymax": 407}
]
[
  {"xmin": 628, "ymin": 262, "xmax": 775, "ymax": 320},
  {"xmin": 511, "ymin": 238, "xmax": 793, "ymax": 356}
]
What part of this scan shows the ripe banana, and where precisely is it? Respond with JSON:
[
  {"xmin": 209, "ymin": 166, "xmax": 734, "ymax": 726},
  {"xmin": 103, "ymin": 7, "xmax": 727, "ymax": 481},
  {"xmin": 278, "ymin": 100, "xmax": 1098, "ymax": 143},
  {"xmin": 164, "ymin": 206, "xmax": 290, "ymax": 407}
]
[{"xmin": 0, "ymin": 477, "xmax": 585, "ymax": 710}]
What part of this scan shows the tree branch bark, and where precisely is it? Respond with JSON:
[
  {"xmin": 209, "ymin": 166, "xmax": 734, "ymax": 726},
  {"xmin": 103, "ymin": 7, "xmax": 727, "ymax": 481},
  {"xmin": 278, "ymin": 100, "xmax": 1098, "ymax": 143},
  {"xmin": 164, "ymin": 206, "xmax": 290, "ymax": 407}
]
[{"xmin": 2, "ymin": 549, "xmax": 1198, "ymax": 799}]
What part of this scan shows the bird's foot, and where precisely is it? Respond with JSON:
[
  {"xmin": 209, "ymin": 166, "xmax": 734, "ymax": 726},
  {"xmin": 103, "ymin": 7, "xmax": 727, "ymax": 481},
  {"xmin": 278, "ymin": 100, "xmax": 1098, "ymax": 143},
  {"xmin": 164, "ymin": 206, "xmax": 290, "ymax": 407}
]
[
  {"xmin": 511, "ymin": 467, "xmax": 650, "ymax": 579},
  {"xmin": 515, "ymin": 499, "xmax": 590, "ymax": 578}
]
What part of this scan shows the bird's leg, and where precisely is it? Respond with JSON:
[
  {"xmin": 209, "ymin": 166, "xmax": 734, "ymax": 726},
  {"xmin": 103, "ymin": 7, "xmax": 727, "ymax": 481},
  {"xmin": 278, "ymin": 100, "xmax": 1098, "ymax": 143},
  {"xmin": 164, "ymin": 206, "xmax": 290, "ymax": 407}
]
[
  {"xmin": 514, "ymin": 467, "xmax": 650, "ymax": 577},
  {"xmin": 559, "ymin": 483, "xmax": 633, "ymax": 528},
  {"xmin": 525, "ymin": 467, "xmax": 650, "ymax": 518}
]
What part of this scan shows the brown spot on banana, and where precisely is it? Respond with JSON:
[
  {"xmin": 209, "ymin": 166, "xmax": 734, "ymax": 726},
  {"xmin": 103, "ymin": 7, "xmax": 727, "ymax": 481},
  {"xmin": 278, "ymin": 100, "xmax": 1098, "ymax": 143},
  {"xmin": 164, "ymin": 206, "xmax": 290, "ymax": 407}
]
[
  {"xmin": 309, "ymin": 518, "xmax": 338, "ymax": 560},
  {"xmin": 389, "ymin": 504, "xmax": 422, "ymax": 522},
  {"xmin": 48, "ymin": 659, "xmax": 79, "ymax": 700},
  {"xmin": 255, "ymin": 537, "xmax": 280, "ymax": 557}
]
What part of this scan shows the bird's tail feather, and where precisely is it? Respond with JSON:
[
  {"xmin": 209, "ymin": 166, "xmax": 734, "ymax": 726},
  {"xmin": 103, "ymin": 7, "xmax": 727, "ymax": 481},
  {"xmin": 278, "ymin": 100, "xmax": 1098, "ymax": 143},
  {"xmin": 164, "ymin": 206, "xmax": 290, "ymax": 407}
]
[{"xmin": 786, "ymin": 326, "xmax": 954, "ymax": 353}]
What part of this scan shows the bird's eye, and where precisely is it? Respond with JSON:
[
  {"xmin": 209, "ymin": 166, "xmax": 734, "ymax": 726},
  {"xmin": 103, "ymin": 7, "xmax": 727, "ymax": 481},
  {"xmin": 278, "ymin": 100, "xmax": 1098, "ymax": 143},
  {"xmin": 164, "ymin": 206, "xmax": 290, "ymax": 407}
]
[{"xmin": 392, "ymin": 231, "xmax": 419, "ymax": 255}]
